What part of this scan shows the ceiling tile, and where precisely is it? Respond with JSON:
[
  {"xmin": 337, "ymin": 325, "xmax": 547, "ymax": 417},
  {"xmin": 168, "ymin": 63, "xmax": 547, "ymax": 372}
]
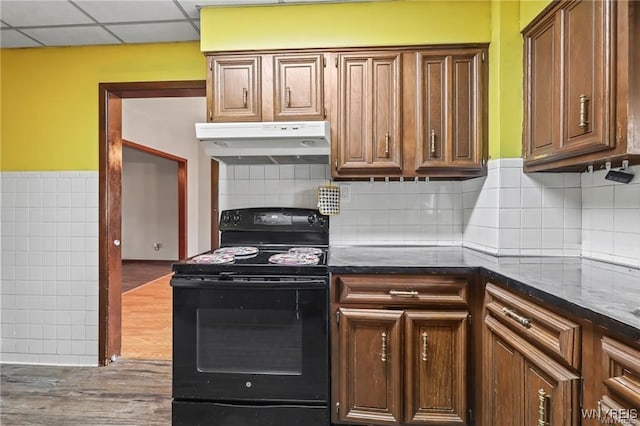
[
  {"xmin": 73, "ymin": 0, "xmax": 186, "ymax": 23},
  {"xmin": 106, "ymin": 21, "xmax": 199, "ymax": 43},
  {"xmin": 176, "ymin": 0, "xmax": 278, "ymax": 19},
  {"xmin": 0, "ymin": 0, "xmax": 94, "ymax": 27},
  {"xmin": 0, "ymin": 29, "xmax": 42, "ymax": 48},
  {"xmin": 21, "ymin": 25, "xmax": 121, "ymax": 47}
]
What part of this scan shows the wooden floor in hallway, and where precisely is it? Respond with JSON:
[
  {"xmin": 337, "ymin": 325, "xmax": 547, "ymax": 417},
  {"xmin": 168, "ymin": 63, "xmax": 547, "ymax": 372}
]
[
  {"xmin": 121, "ymin": 260, "xmax": 174, "ymax": 293},
  {"xmin": 122, "ymin": 273, "xmax": 173, "ymax": 361}
]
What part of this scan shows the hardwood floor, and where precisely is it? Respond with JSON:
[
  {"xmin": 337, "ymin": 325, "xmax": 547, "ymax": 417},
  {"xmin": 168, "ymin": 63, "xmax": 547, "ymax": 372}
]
[
  {"xmin": 121, "ymin": 274, "xmax": 172, "ymax": 361},
  {"xmin": 0, "ymin": 359, "xmax": 171, "ymax": 425},
  {"xmin": 121, "ymin": 260, "xmax": 174, "ymax": 293}
]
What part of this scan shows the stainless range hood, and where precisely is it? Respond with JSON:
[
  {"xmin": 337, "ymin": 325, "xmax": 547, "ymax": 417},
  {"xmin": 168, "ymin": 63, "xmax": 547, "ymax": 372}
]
[{"xmin": 195, "ymin": 121, "xmax": 330, "ymax": 165}]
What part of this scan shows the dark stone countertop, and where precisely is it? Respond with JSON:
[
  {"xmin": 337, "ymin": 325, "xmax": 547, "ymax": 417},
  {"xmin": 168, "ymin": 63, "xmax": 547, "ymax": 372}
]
[{"xmin": 328, "ymin": 246, "xmax": 640, "ymax": 340}]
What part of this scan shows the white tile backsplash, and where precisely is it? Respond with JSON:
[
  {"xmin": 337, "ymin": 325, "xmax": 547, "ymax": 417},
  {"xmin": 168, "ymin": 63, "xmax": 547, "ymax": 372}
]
[
  {"xmin": 1, "ymin": 161, "xmax": 639, "ymax": 366},
  {"xmin": 1, "ymin": 171, "xmax": 98, "ymax": 366},
  {"xmin": 581, "ymin": 164, "xmax": 640, "ymax": 268}
]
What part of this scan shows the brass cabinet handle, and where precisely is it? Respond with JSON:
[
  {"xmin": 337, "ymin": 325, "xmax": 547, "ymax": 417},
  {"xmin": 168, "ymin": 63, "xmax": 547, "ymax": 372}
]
[
  {"xmin": 421, "ymin": 332, "xmax": 428, "ymax": 362},
  {"xmin": 209, "ymin": 110, "xmax": 212, "ymax": 121},
  {"xmin": 502, "ymin": 307, "xmax": 532, "ymax": 328},
  {"xmin": 381, "ymin": 331, "xmax": 388, "ymax": 362},
  {"xmin": 384, "ymin": 131, "xmax": 390, "ymax": 156},
  {"xmin": 389, "ymin": 290, "xmax": 419, "ymax": 297},
  {"xmin": 242, "ymin": 88, "xmax": 248, "ymax": 107},
  {"xmin": 285, "ymin": 87, "xmax": 291, "ymax": 107},
  {"xmin": 430, "ymin": 129, "xmax": 436, "ymax": 155},
  {"xmin": 579, "ymin": 94, "xmax": 589, "ymax": 130},
  {"xmin": 537, "ymin": 389, "xmax": 549, "ymax": 426}
]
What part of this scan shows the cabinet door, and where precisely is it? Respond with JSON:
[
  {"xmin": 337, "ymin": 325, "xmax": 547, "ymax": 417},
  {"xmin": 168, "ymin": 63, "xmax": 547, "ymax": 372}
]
[
  {"xmin": 561, "ymin": 0, "xmax": 613, "ymax": 153},
  {"xmin": 274, "ymin": 54, "xmax": 324, "ymax": 121},
  {"xmin": 485, "ymin": 315, "xmax": 580, "ymax": 426},
  {"xmin": 404, "ymin": 311, "xmax": 468, "ymax": 425},
  {"xmin": 336, "ymin": 52, "xmax": 402, "ymax": 174},
  {"xmin": 209, "ymin": 55, "xmax": 261, "ymax": 122},
  {"xmin": 336, "ymin": 308, "xmax": 403, "ymax": 425},
  {"xmin": 523, "ymin": 12, "xmax": 561, "ymax": 160},
  {"xmin": 415, "ymin": 50, "xmax": 484, "ymax": 173}
]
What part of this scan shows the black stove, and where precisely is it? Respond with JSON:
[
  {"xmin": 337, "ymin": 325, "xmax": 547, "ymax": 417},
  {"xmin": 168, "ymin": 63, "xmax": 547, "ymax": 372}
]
[
  {"xmin": 170, "ymin": 208, "xmax": 331, "ymax": 426},
  {"xmin": 172, "ymin": 208, "xmax": 329, "ymax": 277}
]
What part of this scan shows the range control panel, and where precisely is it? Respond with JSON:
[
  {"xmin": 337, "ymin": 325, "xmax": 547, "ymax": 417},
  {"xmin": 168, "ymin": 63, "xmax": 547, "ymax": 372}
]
[{"xmin": 219, "ymin": 208, "xmax": 329, "ymax": 232}]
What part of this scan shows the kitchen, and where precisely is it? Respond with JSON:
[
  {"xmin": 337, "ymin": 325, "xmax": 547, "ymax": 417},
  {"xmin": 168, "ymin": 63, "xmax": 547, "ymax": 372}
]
[{"xmin": 2, "ymin": 0, "xmax": 640, "ymax": 425}]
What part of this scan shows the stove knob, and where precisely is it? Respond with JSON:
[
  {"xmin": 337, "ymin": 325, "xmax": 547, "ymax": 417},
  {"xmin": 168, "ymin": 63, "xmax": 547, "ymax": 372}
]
[
  {"xmin": 233, "ymin": 214, "xmax": 241, "ymax": 224},
  {"xmin": 222, "ymin": 214, "xmax": 230, "ymax": 224},
  {"xmin": 307, "ymin": 214, "xmax": 317, "ymax": 225},
  {"xmin": 318, "ymin": 217, "xmax": 326, "ymax": 227}
]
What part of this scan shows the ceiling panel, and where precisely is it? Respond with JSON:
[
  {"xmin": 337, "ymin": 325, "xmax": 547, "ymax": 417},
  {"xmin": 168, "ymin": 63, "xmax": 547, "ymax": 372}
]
[
  {"xmin": 73, "ymin": 0, "xmax": 187, "ymax": 23},
  {"xmin": 177, "ymin": 0, "xmax": 277, "ymax": 18},
  {"xmin": 0, "ymin": 29, "xmax": 42, "ymax": 48},
  {"xmin": 106, "ymin": 21, "xmax": 199, "ymax": 43},
  {"xmin": 0, "ymin": 0, "xmax": 94, "ymax": 26},
  {"xmin": 22, "ymin": 25, "xmax": 121, "ymax": 46}
]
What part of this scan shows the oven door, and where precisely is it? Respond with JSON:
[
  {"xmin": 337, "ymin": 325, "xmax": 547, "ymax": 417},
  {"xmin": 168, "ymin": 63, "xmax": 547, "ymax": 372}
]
[{"xmin": 171, "ymin": 276, "xmax": 328, "ymax": 403}]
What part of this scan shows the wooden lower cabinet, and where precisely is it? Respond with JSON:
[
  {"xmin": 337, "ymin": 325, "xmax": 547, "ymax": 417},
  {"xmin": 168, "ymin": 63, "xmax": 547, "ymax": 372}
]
[
  {"xmin": 334, "ymin": 308, "xmax": 468, "ymax": 425},
  {"xmin": 484, "ymin": 315, "xmax": 580, "ymax": 426},
  {"xmin": 597, "ymin": 337, "xmax": 640, "ymax": 424}
]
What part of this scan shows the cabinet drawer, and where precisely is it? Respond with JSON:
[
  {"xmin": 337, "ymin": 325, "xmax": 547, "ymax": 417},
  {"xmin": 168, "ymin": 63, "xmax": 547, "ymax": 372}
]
[
  {"xmin": 485, "ymin": 283, "xmax": 581, "ymax": 369},
  {"xmin": 601, "ymin": 337, "xmax": 640, "ymax": 410},
  {"xmin": 334, "ymin": 275, "xmax": 468, "ymax": 307}
]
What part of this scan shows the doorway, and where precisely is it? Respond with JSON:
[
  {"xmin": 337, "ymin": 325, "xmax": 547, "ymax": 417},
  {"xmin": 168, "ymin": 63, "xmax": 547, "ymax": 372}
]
[{"xmin": 98, "ymin": 81, "xmax": 211, "ymax": 366}]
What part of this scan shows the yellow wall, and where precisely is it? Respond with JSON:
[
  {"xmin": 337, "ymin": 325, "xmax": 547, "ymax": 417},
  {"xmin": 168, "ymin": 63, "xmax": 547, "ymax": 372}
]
[
  {"xmin": 1, "ymin": 0, "xmax": 555, "ymax": 171},
  {"xmin": 0, "ymin": 42, "xmax": 205, "ymax": 171},
  {"xmin": 200, "ymin": 1, "xmax": 492, "ymax": 52},
  {"xmin": 520, "ymin": 0, "xmax": 553, "ymax": 30}
]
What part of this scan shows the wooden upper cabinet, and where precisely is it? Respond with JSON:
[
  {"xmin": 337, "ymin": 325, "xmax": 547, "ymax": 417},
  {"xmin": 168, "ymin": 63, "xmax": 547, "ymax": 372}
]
[
  {"xmin": 562, "ymin": 0, "xmax": 610, "ymax": 152},
  {"xmin": 335, "ymin": 51, "xmax": 402, "ymax": 175},
  {"xmin": 414, "ymin": 49, "xmax": 485, "ymax": 174},
  {"xmin": 208, "ymin": 55, "xmax": 261, "ymax": 122},
  {"xmin": 523, "ymin": 0, "xmax": 640, "ymax": 171},
  {"xmin": 404, "ymin": 311, "xmax": 468, "ymax": 425},
  {"xmin": 524, "ymin": 12, "xmax": 560, "ymax": 159},
  {"xmin": 273, "ymin": 54, "xmax": 325, "ymax": 121},
  {"xmin": 337, "ymin": 308, "xmax": 403, "ymax": 425}
]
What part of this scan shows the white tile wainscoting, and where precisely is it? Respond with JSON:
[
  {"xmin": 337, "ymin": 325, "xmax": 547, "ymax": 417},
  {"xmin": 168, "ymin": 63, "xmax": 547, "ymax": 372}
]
[
  {"xmin": 1, "ymin": 161, "xmax": 639, "ymax": 366},
  {"xmin": 1, "ymin": 172, "xmax": 99, "ymax": 366}
]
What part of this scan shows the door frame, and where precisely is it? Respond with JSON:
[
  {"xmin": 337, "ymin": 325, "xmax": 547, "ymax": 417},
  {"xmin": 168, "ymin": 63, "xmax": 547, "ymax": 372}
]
[
  {"xmin": 122, "ymin": 139, "xmax": 188, "ymax": 261},
  {"xmin": 98, "ymin": 80, "xmax": 208, "ymax": 366}
]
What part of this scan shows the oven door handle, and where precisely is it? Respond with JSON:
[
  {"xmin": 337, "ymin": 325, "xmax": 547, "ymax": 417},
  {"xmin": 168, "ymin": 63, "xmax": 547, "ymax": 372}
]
[{"xmin": 170, "ymin": 277, "xmax": 328, "ymax": 289}]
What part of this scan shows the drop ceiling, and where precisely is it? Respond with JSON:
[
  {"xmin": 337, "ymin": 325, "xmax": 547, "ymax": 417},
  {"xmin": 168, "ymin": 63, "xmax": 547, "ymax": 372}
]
[{"xmin": 0, "ymin": 0, "xmax": 362, "ymax": 49}]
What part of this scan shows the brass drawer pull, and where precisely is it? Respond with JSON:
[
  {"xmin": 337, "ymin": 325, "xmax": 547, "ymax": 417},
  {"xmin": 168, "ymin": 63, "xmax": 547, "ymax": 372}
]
[
  {"xmin": 421, "ymin": 332, "xmax": 428, "ymax": 362},
  {"xmin": 285, "ymin": 87, "xmax": 291, "ymax": 107},
  {"xmin": 430, "ymin": 129, "xmax": 436, "ymax": 155},
  {"xmin": 380, "ymin": 331, "xmax": 388, "ymax": 362},
  {"xmin": 385, "ymin": 131, "xmax": 390, "ymax": 156},
  {"xmin": 502, "ymin": 307, "xmax": 532, "ymax": 328},
  {"xmin": 537, "ymin": 389, "xmax": 549, "ymax": 426},
  {"xmin": 242, "ymin": 88, "xmax": 248, "ymax": 107},
  {"xmin": 389, "ymin": 290, "xmax": 419, "ymax": 298},
  {"xmin": 579, "ymin": 94, "xmax": 589, "ymax": 130}
]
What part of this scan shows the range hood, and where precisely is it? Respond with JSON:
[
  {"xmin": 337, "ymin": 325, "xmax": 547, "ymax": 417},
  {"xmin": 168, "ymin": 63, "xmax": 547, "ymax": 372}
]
[{"xmin": 195, "ymin": 121, "xmax": 330, "ymax": 165}]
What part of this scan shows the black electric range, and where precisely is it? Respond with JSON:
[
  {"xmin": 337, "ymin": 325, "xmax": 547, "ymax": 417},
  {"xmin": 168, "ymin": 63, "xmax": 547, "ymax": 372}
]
[{"xmin": 171, "ymin": 207, "xmax": 331, "ymax": 426}]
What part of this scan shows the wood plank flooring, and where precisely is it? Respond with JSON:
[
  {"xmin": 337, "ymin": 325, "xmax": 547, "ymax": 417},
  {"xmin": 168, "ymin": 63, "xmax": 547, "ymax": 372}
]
[
  {"xmin": 121, "ymin": 274, "xmax": 172, "ymax": 361},
  {"xmin": 121, "ymin": 260, "xmax": 174, "ymax": 293},
  {"xmin": 0, "ymin": 359, "xmax": 171, "ymax": 425}
]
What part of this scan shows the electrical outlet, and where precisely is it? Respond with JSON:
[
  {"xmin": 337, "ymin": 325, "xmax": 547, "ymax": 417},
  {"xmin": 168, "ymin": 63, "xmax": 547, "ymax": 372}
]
[{"xmin": 340, "ymin": 184, "xmax": 351, "ymax": 202}]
